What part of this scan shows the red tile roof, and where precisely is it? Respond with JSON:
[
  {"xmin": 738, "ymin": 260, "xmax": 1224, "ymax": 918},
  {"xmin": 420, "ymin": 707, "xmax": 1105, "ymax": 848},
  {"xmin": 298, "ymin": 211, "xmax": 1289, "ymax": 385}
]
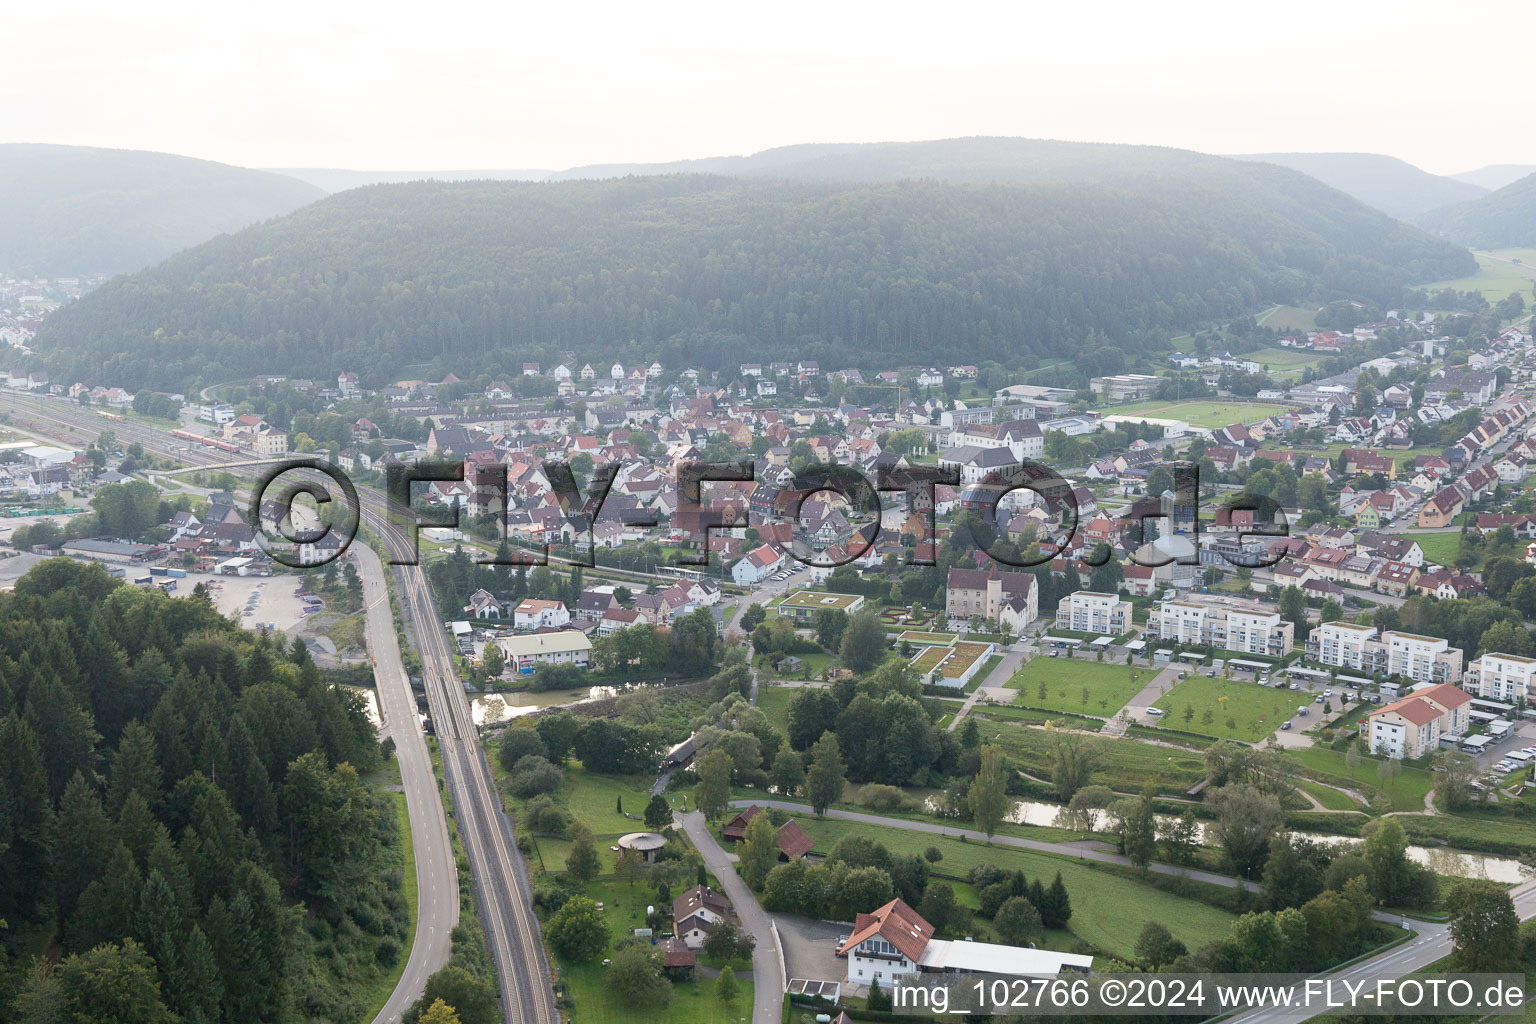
[{"xmin": 836, "ymin": 898, "xmax": 933, "ymax": 963}]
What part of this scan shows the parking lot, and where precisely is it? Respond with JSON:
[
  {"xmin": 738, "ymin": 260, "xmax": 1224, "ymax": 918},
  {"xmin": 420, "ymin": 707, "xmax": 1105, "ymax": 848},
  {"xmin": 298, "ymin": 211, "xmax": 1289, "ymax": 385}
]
[
  {"xmin": 179, "ymin": 571, "xmax": 315, "ymax": 633},
  {"xmin": 772, "ymin": 913, "xmax": 847, "ymax": 989}
]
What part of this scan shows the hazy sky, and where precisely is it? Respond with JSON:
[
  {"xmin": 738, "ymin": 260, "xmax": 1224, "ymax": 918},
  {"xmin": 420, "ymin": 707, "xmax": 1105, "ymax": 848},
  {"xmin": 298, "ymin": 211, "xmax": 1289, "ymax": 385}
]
[{"xmin": 6, "ymin": 0, "xmax": 1531, "ymax": 175}]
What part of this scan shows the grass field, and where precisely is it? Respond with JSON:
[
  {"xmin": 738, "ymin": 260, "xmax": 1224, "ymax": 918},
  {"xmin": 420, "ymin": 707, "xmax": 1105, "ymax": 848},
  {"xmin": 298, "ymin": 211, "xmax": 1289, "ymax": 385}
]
[
  {"xmin": 1403, "ymin": 530, "xmax": 1462, "ymax": 567},
  {"xmin": 1008, "ymin": 657, "xmax": 1148, "ymax": 717},
  {"xmin": 1105, "ymin": 400, "xmax": 1292, "ymax": 428},
  {"xmin": 985, "ymin": 721, "xmax": 1209, "ymax": 795},
  {"xmin": 1255, "ymin": 304, "xmax": 1320, "ymax": 332},
  {"xmin": 1284, "ymin": 745, "xmax": 1434, "ymax": 813},
  {"xmin": 558, "ymin": 878, "xmax": 754, "ymax": 1024},
  {"xmin": 787, "ymin": 818, "xmax": 1237, "ymax": 960},
  {"xmin": 754, "ymin": 684, "xmax": 795, "ymax": 735},
  {"xmin": 1150, "ymin": 676, "xmax": 1299, "ymax": 742},
  {"xmin": 1418, "ymin": 249, "xmax": 1536, "ymax": 304}
]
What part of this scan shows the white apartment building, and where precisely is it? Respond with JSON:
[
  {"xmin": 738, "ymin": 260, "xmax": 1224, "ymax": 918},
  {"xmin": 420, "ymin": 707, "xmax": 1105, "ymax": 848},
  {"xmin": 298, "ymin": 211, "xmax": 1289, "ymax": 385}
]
[
  {"xmin": 1305, "ymin": 625, "xmax": 1464, "ymax": 685},
  {"xmin": 1307, "ymin": 621, "xmax": 1379, "ymax": 670},
  {"xmin": 1464, "ymin": 652, "xmax": 1536, "ymax": 702},
  {"xmin": 1055, "ymin": 591, "xmax": 1132, "ymax": 635},
  {"xmin": 1146, "ymin": 598, "xmax": 1293, "ymax": 656},
  {"xmin": 1383, "ymin": 631, "xmax": 1463, "ymax": 685}
]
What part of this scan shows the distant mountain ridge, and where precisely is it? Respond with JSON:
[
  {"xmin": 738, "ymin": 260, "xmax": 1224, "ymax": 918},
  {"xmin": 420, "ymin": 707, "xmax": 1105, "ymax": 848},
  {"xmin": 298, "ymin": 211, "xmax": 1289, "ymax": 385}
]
[
  {"xmin": 0, "ymin": 144, "xmax": 324, "ymax": 276},
  {"xmin": 1228, "ymin": 152, "xmax": 1486, "ymax": 220},
  {"xmin": 1450, "ymin": 164, "xmax": 1536, "ymax": 192},
  {"xmin": 269, "ymin": 168, "xmax": 551, "ymax": 192},
  {"xmin": 1416, "ymin": 171, "xmax": 1536, "ymax": 248},
  {"xmin": 31, "ymin": 138, "xmax": 1474, "ymax": 392}
]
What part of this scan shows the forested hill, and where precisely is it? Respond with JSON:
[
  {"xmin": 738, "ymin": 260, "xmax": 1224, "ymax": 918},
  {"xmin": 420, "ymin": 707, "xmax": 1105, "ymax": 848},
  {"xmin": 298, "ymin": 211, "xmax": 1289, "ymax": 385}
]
[
  {"xmin": 0, "ymin": 144, "xmax": 323, "ymax": 276},
  {"xmin": 1417, "ymin": 171, "xmax": 1536, "ymax": 248},
  {"xmin": 0, "ymin": 558, "xmax": 400, "ymax": 1023},
  {"xmin": 1229, "ymin": 152, "xmax": 1487, "ymax": 220},
  {"xmin": 33, "ymin": 159, "xmax": 1474, "ymax": 392}
]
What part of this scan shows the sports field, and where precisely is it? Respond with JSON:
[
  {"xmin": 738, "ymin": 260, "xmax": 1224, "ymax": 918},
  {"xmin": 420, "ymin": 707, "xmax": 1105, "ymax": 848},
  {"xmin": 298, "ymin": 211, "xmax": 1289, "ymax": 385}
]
[{"xmin": 1107, "ymin": 400, "xmax": 1292, "ymax": 428}]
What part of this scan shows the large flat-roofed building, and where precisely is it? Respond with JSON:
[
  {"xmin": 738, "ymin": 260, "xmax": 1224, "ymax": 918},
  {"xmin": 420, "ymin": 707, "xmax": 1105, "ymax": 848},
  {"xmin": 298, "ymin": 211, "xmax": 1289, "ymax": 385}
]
[
  {"xmin": 1146, "ymin": 597, "xmax": 1293, "ymax": 656},
  {"xmin": 1306, "ymin": 623, "xmax": 1463, "ymax": 684},
  {"xmin": 1307, "ymin": 620, "xmax": 1380, "ymax": 669},
  {"xmin": 776, "ymin": 590, "xmax": 866, "ymax": 622},
  {"xmin": 60, "ymin": 538, "xmax": 162, "ymax": 563},
  {"xmin": 1464, "ymin": 652, "xmax": 1536, "ymax": 702},
  {"xmin": 1055, "ymin": 591, "xmax": 1132, "ymax": 635},
  {"xmin": 1367, "ymin": 683, "xmax": 1472, "ymax": 759},
  {"xmin": 1088, "ymin": 374, "xmax": 1161, "ymax": 402},
  {"xmin": 1382, "ymin": 631, "xmax": 1463, "ymax": 685},
  {"xmin": 497, "ymin": 631, "xmax": 591, "ymax": 673}
]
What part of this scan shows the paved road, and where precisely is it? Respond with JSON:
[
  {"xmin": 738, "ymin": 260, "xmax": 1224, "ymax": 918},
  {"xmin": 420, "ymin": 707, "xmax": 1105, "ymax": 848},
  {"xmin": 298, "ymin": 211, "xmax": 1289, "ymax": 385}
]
[
  {"xmin": 358, "ymin": 543, "xmax": 459, "ymax": 1023},
  {"xmin": 1226, "ymin": 881, "xmax": 1536, "ymax": 1024},
  {"xmin": 678, "ymin": 810, "xmax": 785, "ymax": 1024}
]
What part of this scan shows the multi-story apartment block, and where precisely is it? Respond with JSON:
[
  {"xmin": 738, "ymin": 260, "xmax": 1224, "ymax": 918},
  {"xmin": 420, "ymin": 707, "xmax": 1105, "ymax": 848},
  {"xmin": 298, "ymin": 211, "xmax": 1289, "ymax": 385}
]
[
  {"xmin": 1146, "ymin": 598, "xmax": 1293, "ymax": 656},
  {"xmin": 945, "ymin": 567, "xmax": 1038, "ymax": 631},
  {"xmin": 1305, "ymin": 625, "xmax": 1464, "ymax": 685},
  {"xmin": 1382, "ymin": 631, "xmax": 1463, "ymax": 685},
  {"xmin": 1464, "ymin": 652, "xmax": 1536, "ymax": 703},
  {"xmin": 1055, "ymin": 591, "xmax": 1133, "ymax": 635},
  {"xmin": 1307, "ymin": 621, "xmax": 1380, "ymax": 670}
]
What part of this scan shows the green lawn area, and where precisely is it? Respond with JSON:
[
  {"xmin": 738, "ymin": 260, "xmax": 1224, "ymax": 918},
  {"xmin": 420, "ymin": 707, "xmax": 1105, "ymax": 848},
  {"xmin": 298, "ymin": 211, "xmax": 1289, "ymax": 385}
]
[
  {"xmin": 754, "ymin": 684, "xmax": 795, "ymax": 735},
  {"xmin": 1418, "ymin": 249, "xmax": 1536, "ymax": 304},
  {"xmin": 756, "ymin": 650, "xmax": 835, "ymax": 680},
  {"xmin": 1008, "ymin": 657, "xmax": 1149, "ymax": 717},
  {"xmin": 985, "ymin": 722, "xmax": 1209, "ymax": 795},
  {"xmin": 1254, "ymin": 305, "xmax": 1320, "ymax": 332},
  {"xmin": 1403, "ymin": 530, "xmax": 1462, "ymax": 567},
  {"xmin": 788, "ymin": 818, "xmax": 1236, "ymax": 961},
  {"xmin": 558, "ymin": 878, "xmax": 754, "ymax": 1024},
  {"xmin": 1284, "ymin": 746, "xmax": 1434, "ymax": 813},
  {"xmin": 1149, "ymin": 676, "xmax": 1299, "ymax": 742},
  {"xmin": 1103, "ymin": 400, "xmax": 1292, "ymax": 428}
]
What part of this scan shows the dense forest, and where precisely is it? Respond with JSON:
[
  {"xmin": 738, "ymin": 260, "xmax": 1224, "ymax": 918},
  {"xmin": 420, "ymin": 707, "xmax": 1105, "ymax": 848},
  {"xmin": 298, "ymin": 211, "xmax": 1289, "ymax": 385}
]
[
  {"xmin": 0, "ymin": 144, "xmax": 323, "ymax": 277},
  {"xmin": 34, "ymin": 143, "xmax": 1473, "ymax": 392},
  {"xmin": 0, "ymin": 559, "xmax": 400, "ymax": 1023},
  {"xmin": 1417, "ymin": 170, "xmax": 1536, "ymax": 247}
]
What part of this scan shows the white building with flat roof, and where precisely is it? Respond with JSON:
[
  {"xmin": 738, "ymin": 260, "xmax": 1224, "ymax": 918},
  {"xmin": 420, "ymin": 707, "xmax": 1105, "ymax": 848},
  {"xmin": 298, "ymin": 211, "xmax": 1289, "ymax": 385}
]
[
  {"xmin": 1383, "ymin": 631, "xmax": 1463, "ymax": 685},
  {"xmin": 1307, "ymin": 621, "xmax": 1379, "ymax": 669},
  {"xmin": 1146, "ymin": 597, "xmax": 1293, "ymax": 656},
  {"xmin": 498, "ymin": 631, "xmax": 591, "ymax": 673},
  {"xmin": 1055, "ymin": 591, "xmax": 1132, "ymax": 635},
  {"xmin": 1464, "ymin": 652, "xmax": 1536, "ymax": 702}
]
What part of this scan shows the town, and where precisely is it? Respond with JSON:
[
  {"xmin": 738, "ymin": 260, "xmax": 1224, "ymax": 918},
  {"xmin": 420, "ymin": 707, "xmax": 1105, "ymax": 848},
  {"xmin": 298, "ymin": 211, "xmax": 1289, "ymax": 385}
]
[{"xmin": 1, "ymin": 285, "xmax": 1534, "ymax": 1024}]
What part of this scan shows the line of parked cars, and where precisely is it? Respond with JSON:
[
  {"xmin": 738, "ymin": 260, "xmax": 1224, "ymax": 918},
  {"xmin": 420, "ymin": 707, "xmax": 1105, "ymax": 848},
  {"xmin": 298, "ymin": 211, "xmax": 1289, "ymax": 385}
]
[{"xmin": 768, "ymin": 564, "xmax": 806, "ymax": 583}]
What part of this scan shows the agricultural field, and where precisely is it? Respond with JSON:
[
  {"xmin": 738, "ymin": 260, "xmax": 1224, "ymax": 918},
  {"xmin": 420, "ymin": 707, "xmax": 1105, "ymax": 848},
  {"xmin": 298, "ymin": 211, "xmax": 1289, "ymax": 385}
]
[
  {"xmin": 1150, "ymin": 675, "xmax": 1300, "ymax": 742},
  {"xmin": 1106, "ymin": 400, "xmax": 1292, "ymax": 428},
  {"xmin": 787, "ymin": 818, "xmax": 1237, "ymax": 961},
  {"xmin": 1418, "ymin": 249, "xmax": 1536, "ymax": 304},
  {"xmin": 1008, "ymin": 657, "xmax": 1148, "ymax": 717}
]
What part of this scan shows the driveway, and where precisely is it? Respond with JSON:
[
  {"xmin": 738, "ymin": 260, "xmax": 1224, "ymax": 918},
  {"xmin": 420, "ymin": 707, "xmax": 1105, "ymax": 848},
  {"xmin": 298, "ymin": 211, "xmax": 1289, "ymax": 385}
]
[
  {"xmin": 772, "ymin": 914, "xmax": 847, "ymax": 989},
  {"xmin": 677, "ymin": 810, "xmax": 784, "ymax": 1024}
]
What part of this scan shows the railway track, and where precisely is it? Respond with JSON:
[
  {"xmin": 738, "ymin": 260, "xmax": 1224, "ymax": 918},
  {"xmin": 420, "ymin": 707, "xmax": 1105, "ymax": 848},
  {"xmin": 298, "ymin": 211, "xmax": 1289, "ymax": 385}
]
[{"xmin": 0, "ymin": 393, "xmax": 559, "ymax": 1024}]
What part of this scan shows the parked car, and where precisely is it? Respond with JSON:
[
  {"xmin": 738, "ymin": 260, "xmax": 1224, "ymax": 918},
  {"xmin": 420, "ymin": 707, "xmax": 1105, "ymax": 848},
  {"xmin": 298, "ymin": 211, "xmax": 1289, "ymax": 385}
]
[
  {"xmin": 1146, "ymin": 707, "xmax": 1165, "ymax": 717},
  {"xmin": 1297, "ymin": 706, "xmax": 1309, "ymax": 716},
  {"xmin": 1314, "ymin": 694, "xmax": 1324, "ymax": 703},
  {"xmin": 1281, "ymin": 721, "xmax": 1292, "ymax": 730}
]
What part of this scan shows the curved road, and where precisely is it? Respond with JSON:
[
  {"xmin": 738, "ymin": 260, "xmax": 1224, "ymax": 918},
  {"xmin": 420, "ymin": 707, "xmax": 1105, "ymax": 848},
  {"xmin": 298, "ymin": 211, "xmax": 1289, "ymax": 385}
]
[{"xmin": 359, "ymin": 542, "xmax": 459, "ymax": 1022}]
